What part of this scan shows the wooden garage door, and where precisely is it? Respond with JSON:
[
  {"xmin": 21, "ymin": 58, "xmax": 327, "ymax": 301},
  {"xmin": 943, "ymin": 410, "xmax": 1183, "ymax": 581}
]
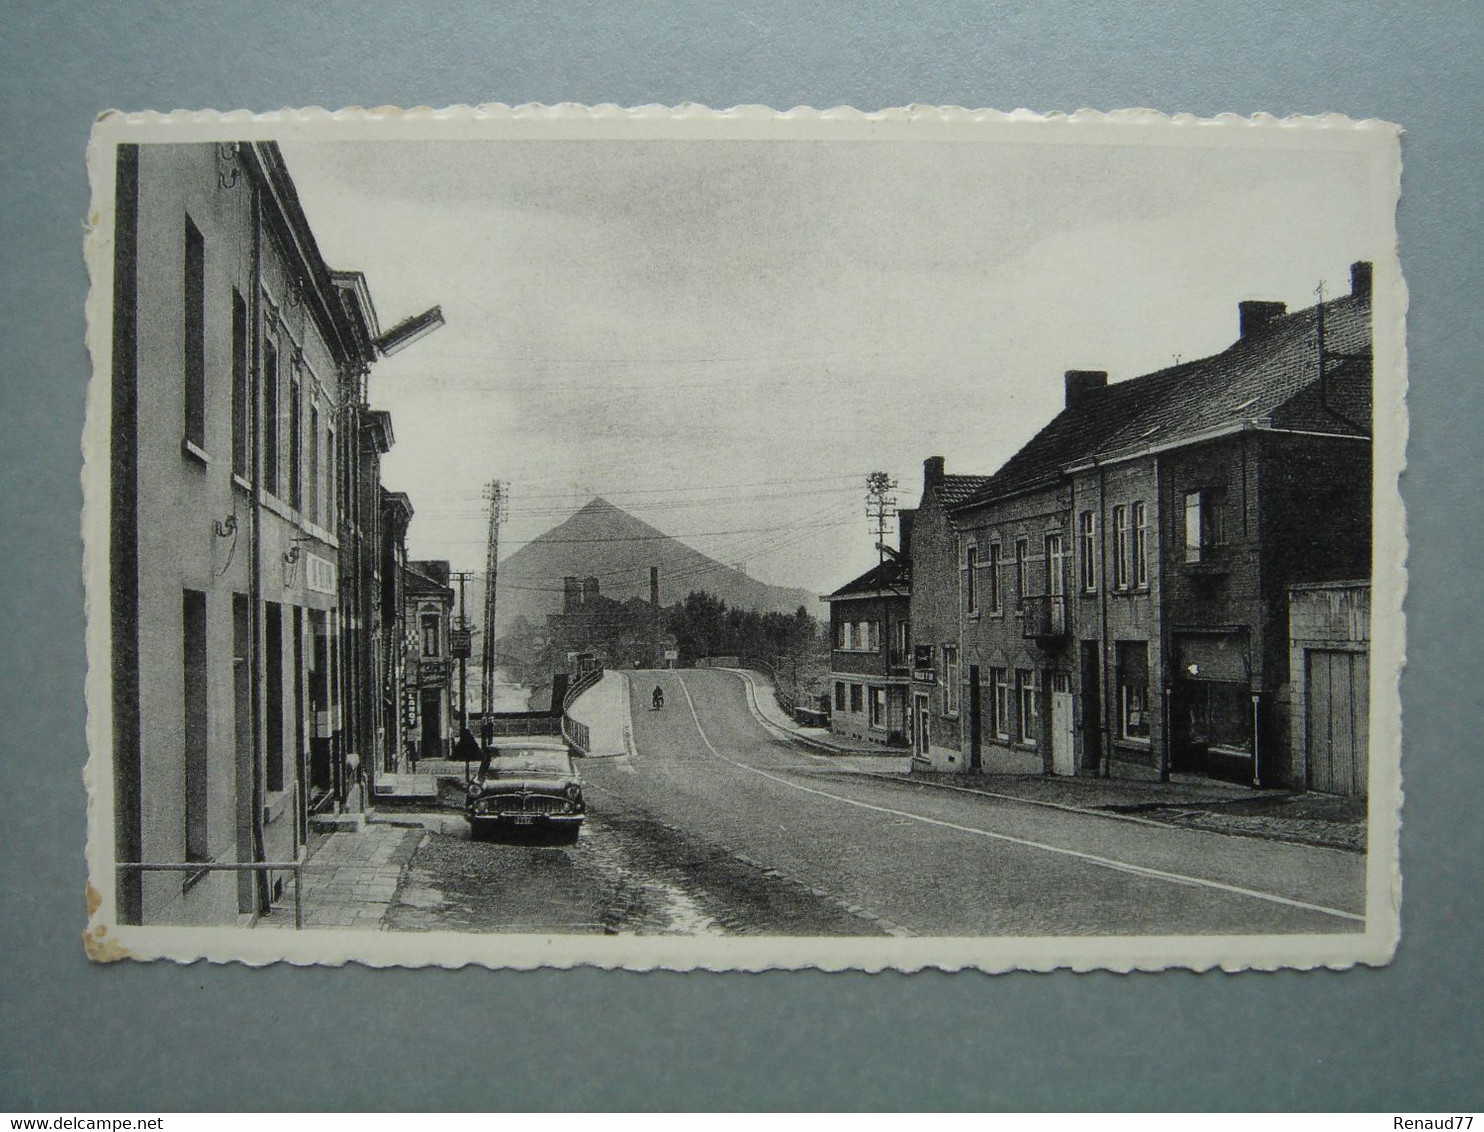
[{"xmin": 1306, "ymin": 649, "xmax": 1369, "ymax": 797}]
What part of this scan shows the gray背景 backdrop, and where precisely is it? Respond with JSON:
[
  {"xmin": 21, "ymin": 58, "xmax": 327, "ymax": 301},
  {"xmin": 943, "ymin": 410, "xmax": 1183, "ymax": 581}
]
[{"xmin": 1, "ymin": 0, "xmax": 1479, "ymax": 1112}]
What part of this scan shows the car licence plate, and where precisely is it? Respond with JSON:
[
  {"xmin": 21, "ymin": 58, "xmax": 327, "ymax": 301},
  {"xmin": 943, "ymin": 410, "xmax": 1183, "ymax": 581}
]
[{"xmin": 512, "ymin": 815, "xmax": 535, "ymax": 825}]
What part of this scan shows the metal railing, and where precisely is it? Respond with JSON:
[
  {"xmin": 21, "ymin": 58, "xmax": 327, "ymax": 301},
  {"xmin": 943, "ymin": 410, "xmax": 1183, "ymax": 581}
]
[
  {"xmin": 1019, "ymin": 594, "xmax": 1069, "ymax": 640},
  {"xmin": 115, "ymin": 852, "xmax": 309, "ymax": 928},
  {"xmin": 560, "ymin": 665, "xmax": 604, "ymax": 755}
]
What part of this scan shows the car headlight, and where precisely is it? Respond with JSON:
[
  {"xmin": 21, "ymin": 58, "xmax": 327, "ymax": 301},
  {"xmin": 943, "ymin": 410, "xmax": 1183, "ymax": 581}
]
[{"xmin": 565, "ymin": 783, "xmax": 583, "ymax": 803}]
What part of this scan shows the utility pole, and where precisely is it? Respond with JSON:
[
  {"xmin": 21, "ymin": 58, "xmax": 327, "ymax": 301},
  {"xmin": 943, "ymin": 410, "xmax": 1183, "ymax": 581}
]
[
  {"xmin": 479, "ymin": 480, "xmax": 509, "ymax": 745},
  {"xmin": 866, "ymin": 471, "xmax": 899, "ymax": 571},
  {"xmin": 448, "ymin": 570, "xmax": 477, "ymax": 736}
]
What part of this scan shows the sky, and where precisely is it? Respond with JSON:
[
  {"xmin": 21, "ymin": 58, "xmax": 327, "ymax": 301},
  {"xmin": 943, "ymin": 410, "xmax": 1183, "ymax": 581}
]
[{"xmin": 279, "ymin": 133, "xmax": 1387, "ymax": 595}]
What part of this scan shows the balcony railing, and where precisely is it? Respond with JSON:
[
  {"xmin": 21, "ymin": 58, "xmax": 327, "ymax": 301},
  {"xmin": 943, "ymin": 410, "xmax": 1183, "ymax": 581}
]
[{"xmin": 1019, "ymin": 594, "xmax": 1069, "ymax": 641}]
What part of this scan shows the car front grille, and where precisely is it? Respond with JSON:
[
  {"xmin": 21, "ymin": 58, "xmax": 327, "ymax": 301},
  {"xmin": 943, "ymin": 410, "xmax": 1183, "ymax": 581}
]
[{"xmin": 479, "ymin": 793, "xmax": 571, "ymax": 815}]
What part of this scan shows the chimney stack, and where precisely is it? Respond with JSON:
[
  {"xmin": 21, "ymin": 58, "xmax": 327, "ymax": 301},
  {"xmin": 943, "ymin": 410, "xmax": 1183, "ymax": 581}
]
[
  {"xmin": 898, "ymin": 509, "xmax": 916, "ymax": 562},
  {"xmin": 1350, "ymin": 260, "xmax": 1372, "ymax": 299},
  {"xmin": 924, "ymin": 456, "xmax": 945, "ymax": 491},
  {"xmin": 1238, "ymin": 300, "xmax": 1287, "ymax": 338},
  {"xmin": 1064, "ymin": 369, "xmax": 1108, "ymax": 409}
]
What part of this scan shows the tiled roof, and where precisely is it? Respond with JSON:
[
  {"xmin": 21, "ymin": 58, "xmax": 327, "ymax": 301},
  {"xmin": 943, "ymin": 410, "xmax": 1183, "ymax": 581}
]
[
  {"xmin": 952, "ymin": 288, "xmax": 1371, "ymax": 511},
  {"xmin": 936, "ymin": 474, "xmax": 996, "ymax": 506},
  {"xmin": 824, "ymin": 556, "xmax": 910, "ymax": 600},
  {"xmin": 403, "ymin": 564, "xmax": 454, "ymax": 598}
]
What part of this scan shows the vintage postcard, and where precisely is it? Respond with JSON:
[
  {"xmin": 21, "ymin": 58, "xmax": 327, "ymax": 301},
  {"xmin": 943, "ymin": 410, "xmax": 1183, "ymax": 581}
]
[{"xmin": 82, "ymin": 105, "xmax": 1405, "ymax": 970}]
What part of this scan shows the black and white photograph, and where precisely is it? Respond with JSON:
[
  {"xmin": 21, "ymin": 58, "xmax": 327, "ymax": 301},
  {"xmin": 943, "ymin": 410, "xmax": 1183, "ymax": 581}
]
[{"xmin": 83, "ymin": 106, "xmax": 1404, "ymax": 970}]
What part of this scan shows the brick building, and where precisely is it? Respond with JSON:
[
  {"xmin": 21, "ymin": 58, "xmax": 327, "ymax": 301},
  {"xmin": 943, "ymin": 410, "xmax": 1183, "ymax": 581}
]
[
  {"xmin": 905, "ymin": 458, "xmax": 991, "ymax": 768},
  {"xmin": 912, "ymin": 263, "xmax": 1373, "ymax": 789},
  {"xmin": 823, "ymin": 545, "xmax": 912, "ymax": 747}
]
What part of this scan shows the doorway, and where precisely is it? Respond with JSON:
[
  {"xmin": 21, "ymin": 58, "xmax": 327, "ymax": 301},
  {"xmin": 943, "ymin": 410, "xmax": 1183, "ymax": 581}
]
[
  {"xmin": 1080, "ymin": 642, "xmax": 1102, "ymax": 772},
  {"xmin": 914, "ymin": 692, "xmax": 931, "ymax": 759},
  {"xmin": 1049, "ymin": 671, "xmax": 1075, "ymax": 775},
  {"xmin": 420, "ymin": 687, "xmax": 443, "ymax": 760},
  {"xmin": 968, "ymin": 665, "xmax": 982, "ymax": 770}
]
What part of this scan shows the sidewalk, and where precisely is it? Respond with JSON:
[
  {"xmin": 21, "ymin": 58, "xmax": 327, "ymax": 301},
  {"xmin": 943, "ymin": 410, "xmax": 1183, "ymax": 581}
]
[
  {"xmin": 872, "ymin": 768, "xmax": 1366, "ymax": 854},
  {"xmin": 726, "ymin": 669, "xmax": 1362, "ymax": 854},
  {"xmin": 255, "ymin": 822, "xmax": 424, "ymax": 930},
  {"xmin": 564, "ymin": 669, "xmax": 631, "ymax": 757},
  {"xmin": 726, "ymin": 668, "xmax": 913, "ymax": 762}
]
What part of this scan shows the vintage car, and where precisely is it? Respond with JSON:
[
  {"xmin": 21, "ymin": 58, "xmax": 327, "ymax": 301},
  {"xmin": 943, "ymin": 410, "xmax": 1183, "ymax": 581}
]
[{"xmin": 465, "ymin": 741, "xmax": 585, "ymax": 842}]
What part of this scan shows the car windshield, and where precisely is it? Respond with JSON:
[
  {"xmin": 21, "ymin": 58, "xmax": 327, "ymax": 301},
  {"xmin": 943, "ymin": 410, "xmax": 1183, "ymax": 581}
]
[{"xmin": 485, "ymin": 750, "xmax": 571, "ymax": 777}]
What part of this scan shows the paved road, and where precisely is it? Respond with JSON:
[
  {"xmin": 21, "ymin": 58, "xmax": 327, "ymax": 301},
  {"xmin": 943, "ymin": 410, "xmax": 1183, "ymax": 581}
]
[{"xmin": 579, "ymin": 669, "xmax": 1366, "ymax": 937}]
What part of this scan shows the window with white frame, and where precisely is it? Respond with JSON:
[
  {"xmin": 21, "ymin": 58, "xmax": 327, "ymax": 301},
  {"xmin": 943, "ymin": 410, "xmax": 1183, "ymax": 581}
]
[
  {"xmin": 964, "ymin": 545, "xmax": 978, "ymax": 615},
  {"xmin": 1017, "ymin": 668, "xmax": 1039, "ymax": 744},
  {"xmin": 990, "ymin": 667, "xmax": 1010, "ymax": 739},
  {"xmin": 1045, "ymin": 532, "xmax": 1067, "ymax": 597},
  {"xmin": 1078, "ymin": 510, "xmax": 1096, "ymax": 592},
  {"xmin": 1112, "ymin": 504, "xmax": 1130, "ymax": 589},
  {"xmin": 1184, "ymin": 490, "xmax": 1223, "ymax": 563},
  {"xmin": 1132, "ymin": 500, "xmax": 1149, "ymax": 587},
  {"xmin": 1015, "ymin": 538, "xmax": 1029, "ymax": 600},
  {"xmin": 987, "ymin": 542, "xmax": 1002, "ymax": 612},
  {"xmin": 942, "ymin": 645, "xmax": 960, "ymax": 716},
  {"xmin": 421, "ymin": 612, "xmax": 441, "ymax": 658}
]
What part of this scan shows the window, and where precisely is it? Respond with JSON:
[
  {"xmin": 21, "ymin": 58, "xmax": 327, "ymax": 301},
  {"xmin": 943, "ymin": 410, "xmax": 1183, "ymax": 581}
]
[
  {"xmin": 990, "ymin": 667, "xmax": 1009, "ymax": 739},
  {"xmin": 964, "ymin": 545, "xmax": 978, "ymax": 614},
  {"xmin": 1184, "ymin": 490, "xmax": 1222, "ymax": 563},
  {"xmin": 1183, "ymin": 681, "xmax": 1251, "ymax": 752},
  {"xmin": 834, "ymin": 682, "xmax": 846, "ymax": 711},
  {"xmin": 231, "ymin": 290, "xmax": 249, "ymax": 479},
  {"xmin": 1132, "ymin": 500, "xmax": 1149, "ymax": 587},
  {"xmin": 1045, "ymin": 533, "xmax": 1067, "ymax": 597},
  {"xmin": 942, "ymin": 645, "xmax": 960, "ymax": 716},
  {"xmin": 1017, "ymin": 668, "xmax": 1039, "ymax": 744},
  {"xmin": 834, "ymin": 618, "xmax": 847, "ymax": 650},
  {"xmin": 1078, "ymin": 510, "xmax": 1096, "ymax": 592},
  {"xmin": 869, "ymin": 687, "xmax": 886, "ymax": 729},
  {"xmin": 987, "ymin": 543, "xmax": 1002, "ymax": 612},
  {"xmin": 265, "ymin": 601, "xmax": 284, "ymax": 793},
  {"xmin": 182, "ymin": 589, "xmax": 208, "ymax": 866},
  {"xmin": 307, "ymin": 404, "xmax": 320, "ymax": 523},
  {"xmin": 1014, "ymin": 538, "xmax": 1029, "ymax": 600},
  {"xmin": 421, "ymin": 613, "xmax": 441, "ymax": 658},
  {"xmin": 866, "ymin": 621, "xmax": 880, "ymax": 652},
  {"xmin": 183, "ymin": 218, "xmax": 205, "ymax": 450},
  {"xmin": 325, "ymin": 427, "xmax": 337, "ymax": 525},
  {"xmin": 1113, "ymin": 505, "xmax": 1130, "ymax": 589},
  {"xmin": 289, "ymin": 371, "xmax": 303, "ymax": 511},
  {"xmin": 1117, "ymin": 641, "xmax": 1151, "ymax": 740},
  {"xmin": 849, "ymin": 683, "xmax": 863, "ymax": 713},
  {"xmin": 896, "ymin": 619, "xmax": 911, "ymax": 657},
  {"xmin": 263, "ymin": 339, "xmax": 280, "ymax": 497}
]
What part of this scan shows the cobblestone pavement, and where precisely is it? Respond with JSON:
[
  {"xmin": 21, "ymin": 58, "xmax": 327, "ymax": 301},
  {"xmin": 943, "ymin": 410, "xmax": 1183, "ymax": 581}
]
[
  {"xmin": 385, "ymin": 806, "xmax": 888, "ymax": 936},
  {"xmin": 256, "ymin": 824, "xmax": 424, "ymax": 930}
]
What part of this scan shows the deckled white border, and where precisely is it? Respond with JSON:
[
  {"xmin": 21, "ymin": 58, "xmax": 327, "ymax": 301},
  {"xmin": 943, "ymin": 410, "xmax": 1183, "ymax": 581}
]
[{"xmin": 82, "ymin": 104, "xmax": 1405, "ymax": 971}]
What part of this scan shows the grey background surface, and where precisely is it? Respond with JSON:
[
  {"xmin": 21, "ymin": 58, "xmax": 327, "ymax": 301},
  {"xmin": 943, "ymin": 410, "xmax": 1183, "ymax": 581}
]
[{"xmin": 1, "ymin": 0, "xmax": 1479, "ymax": 1112}]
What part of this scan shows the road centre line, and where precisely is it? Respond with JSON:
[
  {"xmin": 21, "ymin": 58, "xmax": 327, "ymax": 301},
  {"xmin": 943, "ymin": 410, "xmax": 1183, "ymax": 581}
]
[{"xmin": 676, "ymin": 675, "xmax": 1364, "ymax": 925}]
